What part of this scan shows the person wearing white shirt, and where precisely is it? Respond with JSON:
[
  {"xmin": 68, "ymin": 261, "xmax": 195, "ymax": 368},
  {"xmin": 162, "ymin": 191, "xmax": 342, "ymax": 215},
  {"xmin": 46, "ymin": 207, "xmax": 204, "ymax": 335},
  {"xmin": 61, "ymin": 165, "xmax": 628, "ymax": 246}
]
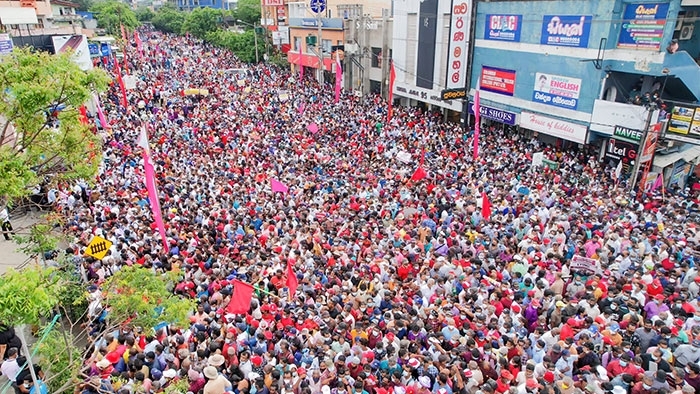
[
  {"xmin": 0, "ymin": 207, "xmax": 14, "ymax": 241},
  {"xmin": 1, "ymin": 348, "xmax": 20, "ymax": 382}
]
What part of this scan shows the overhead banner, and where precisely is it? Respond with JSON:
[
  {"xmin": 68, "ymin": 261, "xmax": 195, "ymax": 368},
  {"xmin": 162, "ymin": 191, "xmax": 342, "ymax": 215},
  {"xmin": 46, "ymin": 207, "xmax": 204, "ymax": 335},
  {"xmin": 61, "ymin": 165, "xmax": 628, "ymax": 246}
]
[
  {"xmin": 484, "ymin": 14, "xmax": 522, "ymax": 42},
  {"xmin": 617, "ymin": 3, "xmax": 669, "ymax": 50},
  {"xmin": 520, "ymin": 111, "xmax": 588, "ymax": 144},
  {"xmin": 532, "ymin": 72, "xmax": 581, "ymax": 110},
  {"xmin": 445, "ymin": 0, "xmax": 472, "ymax": 90},
  {"xmin": 480, "ymin": 66, "xmax": 516, "ymax": 96},
  {"xmin": 541, "ymin": 15, "xmax": 592, "ymax": 48}
]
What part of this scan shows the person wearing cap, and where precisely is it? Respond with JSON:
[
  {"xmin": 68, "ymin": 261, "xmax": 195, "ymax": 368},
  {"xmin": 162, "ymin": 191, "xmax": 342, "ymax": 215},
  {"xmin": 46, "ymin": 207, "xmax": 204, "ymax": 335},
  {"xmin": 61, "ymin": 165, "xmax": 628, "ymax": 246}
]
[
  {"xmin": 203, "ymin": 365, "xmax": 231, "ymax": 394},
  {"xmin": 495, "ymin": 370, "xmax": 513, "ymax": 394},
  {"xmin": 673, "ymin": 339, "xmax": 700, "ymax": 367}
]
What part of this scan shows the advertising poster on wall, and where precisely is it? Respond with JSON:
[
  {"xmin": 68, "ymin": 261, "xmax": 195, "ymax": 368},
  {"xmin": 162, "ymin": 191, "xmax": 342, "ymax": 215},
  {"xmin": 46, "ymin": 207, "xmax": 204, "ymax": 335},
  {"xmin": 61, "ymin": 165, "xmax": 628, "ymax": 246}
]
[
  {"xmin": 445, "ymin": 0, "xmax": 472, "ymax": 90},
  {"xmin": 690, "ymin": 109, "xmax": 700, "ymax": 136},
  {"xmin": 0, "ymin": 34, "xmax": 13, "ymax": 56},
  {"xmin": 541, "ymin": 15, "xmax": 592, "ymax": 48},
  {"xmin": 468, "ymin": 103, "xmax": 517, "ymax": 125},
  {"xmin": 532, "ymin": 72, "xmax": 581, "ymax": 110},
  {"xmin": 52, "ymin": 35, "xmax": 93, "ymax": 71},
  {"xmin": 668, "ymin": 106, "xmax": 695, "ymax": 134},
  {"xmin": 605, "ymin": 138, "xmax": 638, "ymax": 164},
  {"xmin": 484, "ymin": 14, "xmax": 522, "ymax": 42},
  {"xmin": 480, "ymin": 66, "xmax": 516, "ymax": 96},
  {"xmin": 617, "ymin": 3, "xmax": 669, "ymax": 50}
]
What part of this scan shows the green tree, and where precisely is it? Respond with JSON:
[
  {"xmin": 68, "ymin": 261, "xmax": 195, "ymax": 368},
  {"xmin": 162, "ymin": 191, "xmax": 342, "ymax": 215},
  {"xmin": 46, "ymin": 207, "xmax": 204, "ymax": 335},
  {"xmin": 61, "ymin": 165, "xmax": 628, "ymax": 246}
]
[
  {"xmin": 206, "ymin": 30, "xmax": 258, "ymax": 63},
  {"xmin": 135, "ymin": 6, "xmax": 156, "ymax": 22},
  {"xmin": 74, "ymin": 0, "xmax": 93, "ymax": 11},
  {"xmin": 91, "ymin": 0, "xmax": 139, "ymax": 35},
  {"xmin": 152, "ymin": 5, "xmax": 187, "ymax": 34},
  {"xmin": 0, "ymin": 262, "xmax": 194, "ymax": 394},
  {"xmin": 233, "ymin": 0, "xmax": 261, "ymax": 26},
  {"xmin": 0, "ymin": 49, "xmax": 110, "ymax": 208},
  {"xmin": 182, "ymin": 7, "xmax": 223, "ymax": 39}
]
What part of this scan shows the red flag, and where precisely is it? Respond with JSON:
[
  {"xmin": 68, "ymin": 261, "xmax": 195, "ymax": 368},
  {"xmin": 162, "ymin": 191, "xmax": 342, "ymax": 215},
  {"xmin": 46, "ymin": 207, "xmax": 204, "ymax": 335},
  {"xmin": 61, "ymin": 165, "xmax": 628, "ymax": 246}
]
[
  {"xmin": 411, "ymin": 167, "xmax": 427, "ymax": 181},
  {"xmin": 481, "ymin": 192, "xmax": 491, "ymax": 219},
  {"xmin": 78, "ymin": 105, "xmax": 89, "ymax": 125},
  {"xmin": 120, "ymin": 24, "xmax": 127, "ymax": 42},
  {"xmin": 117, "ymin": 73, "xmax": 128, "ymax": 108},
  {"xmin": 286, "ymin": 260, "xmax": 298, "ymax": 298},
  {"xmin": 299, "ymin": 50, "xmax": 304, "ymax": 81},
  {"xmin": 387, "ymin": 60, "xmax": 396, "ymax": 122},
  {"xmin": 226, "ymin": 280, "xmax": 254, "ymax": 315}
]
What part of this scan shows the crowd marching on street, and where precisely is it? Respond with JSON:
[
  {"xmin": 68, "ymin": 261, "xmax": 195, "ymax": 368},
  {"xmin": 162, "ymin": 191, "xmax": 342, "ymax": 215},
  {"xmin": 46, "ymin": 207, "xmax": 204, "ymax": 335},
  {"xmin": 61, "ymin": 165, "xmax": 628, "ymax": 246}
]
[{"xmin": 6, "ymin": 29, "xmax": 700, "ymax": 394}]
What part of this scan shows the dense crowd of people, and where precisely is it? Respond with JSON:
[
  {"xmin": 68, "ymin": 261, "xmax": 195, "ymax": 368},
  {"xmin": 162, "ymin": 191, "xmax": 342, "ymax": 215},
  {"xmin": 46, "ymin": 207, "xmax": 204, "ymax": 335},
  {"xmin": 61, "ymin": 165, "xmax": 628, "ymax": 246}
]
[{"xmin": 8, "ymin": 30, "xmax": 700, "ymax": 394}]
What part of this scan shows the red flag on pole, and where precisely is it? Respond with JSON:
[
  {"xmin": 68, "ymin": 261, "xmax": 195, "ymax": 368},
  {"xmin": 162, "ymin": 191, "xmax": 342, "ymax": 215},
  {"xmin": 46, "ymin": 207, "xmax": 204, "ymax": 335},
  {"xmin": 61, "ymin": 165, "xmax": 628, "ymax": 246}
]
[
  {"xmin": 286, "ymin": 260, "xmax": 298, "ymax": 298},
  {"xmin": 117, "ymin": 73, "xmax": 128, "ymax": 108},
  {"xmin": 225, "ymin": 280, "xmax": 255, "ymax": 315},
  {"xmin": 120, "ymin": 24, "xmax": 127, "ymax": 42},
  {"xmin": 137, "ymin": 127, "xmax": 169, "ymax": 252},
  {"xmin": 411, "ymin": 167, "xmax": 427, "ymax": 181},
  {"xmin": 299, "ymin": 50, "xmax": 304, "ymax": 81},
  {"xmin": 481, "ymin": 192, "xmax": 492, "ymax": 219},
  {"xmin": 334, "ymin": 50, "xmax": 342, "ymax": 103},
  {"xmin": 387, "ymin": 60, "xmax": 396, "ymax": 122}
]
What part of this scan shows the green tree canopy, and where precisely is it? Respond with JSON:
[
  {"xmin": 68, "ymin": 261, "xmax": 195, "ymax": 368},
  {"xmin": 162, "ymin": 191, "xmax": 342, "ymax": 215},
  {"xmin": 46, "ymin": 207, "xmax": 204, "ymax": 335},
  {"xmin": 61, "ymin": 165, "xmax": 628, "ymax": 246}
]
[
  {"xmin": 152, "ymin": 4, "xmax": 187, "ymax": 34},
  {"xmin": 135, "ymin": 6, "xmax": 156, "ymax": 22},
  {"xmin": 91, "ymin": 0, "xmax": 139, "ymax": 35},
  {"xmin": 0, "ymin": 49, "xmax": 110, "ymax": 206},
  {"xmin": 182, "ymin": 7, "xmax": 224, "ymax": 39},
  {"xmin": 233, "ymin": 0, "xmax": 261, "ymax": 26},
  {"xmin": 206, "ymin": 30, "xmax": 258, "ymax": 63}
]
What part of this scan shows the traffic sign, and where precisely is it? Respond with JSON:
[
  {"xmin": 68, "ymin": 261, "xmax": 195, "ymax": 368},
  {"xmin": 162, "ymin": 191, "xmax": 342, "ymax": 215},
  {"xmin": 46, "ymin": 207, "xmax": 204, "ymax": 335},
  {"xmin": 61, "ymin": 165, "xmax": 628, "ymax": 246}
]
[
  {"xmin": 85, "ymin": 235, "xmax": 113, "ymax": 260},
  {"xmin": 310, "ymin": 0, "xmax": 326, "ymax": 14}
]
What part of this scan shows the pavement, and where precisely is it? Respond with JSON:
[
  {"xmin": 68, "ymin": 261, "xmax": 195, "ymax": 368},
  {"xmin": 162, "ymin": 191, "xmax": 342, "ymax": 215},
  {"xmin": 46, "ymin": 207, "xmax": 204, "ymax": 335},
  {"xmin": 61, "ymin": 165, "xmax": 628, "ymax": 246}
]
[{"xmin": 0, "ymin": 212, "xmax": 43, "ymax": 275}]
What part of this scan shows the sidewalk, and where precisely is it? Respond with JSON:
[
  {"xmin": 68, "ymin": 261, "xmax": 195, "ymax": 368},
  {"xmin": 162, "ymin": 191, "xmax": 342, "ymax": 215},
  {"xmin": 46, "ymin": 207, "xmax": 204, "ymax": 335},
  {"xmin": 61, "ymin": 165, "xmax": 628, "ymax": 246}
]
[{"xmin": 0, "ymin": 213, "xmax": 42, "ymax": 275}]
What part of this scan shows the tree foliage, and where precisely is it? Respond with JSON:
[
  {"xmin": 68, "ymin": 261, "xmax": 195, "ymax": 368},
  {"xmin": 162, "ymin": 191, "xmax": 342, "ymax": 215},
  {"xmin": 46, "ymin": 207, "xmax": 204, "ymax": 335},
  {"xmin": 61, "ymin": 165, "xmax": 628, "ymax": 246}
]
[
  {"xmin": 0, "ymin": 266, "xmax": 64, "ymax": 326},
  {"xmin": 0, "ymin": 49, "xmax": 110, "ymax": 206},
  {"xmin": 102, "ymin": 266, "xmax": 195, "ymax": 330},
  {"xmin": 135, "ymin": 6, "xmax": 156, "ymax": 22},
  {"xmin": 151, "ymin": 4, "xmax": 187, "ymax": 34},
  {"xmin": 91, "ymin": 1, "xmax": 139, "ymax": 34},
  {"xmin": 233, "ymin": 0, "xmax": 261, "ymax": 26},
  {"xmin": 206, "ymin": 30, "xmax": 258, "ymax": 63},
  {"xmin": 182, "ymin": 7, "xmax": 223, "ymax": 39}
]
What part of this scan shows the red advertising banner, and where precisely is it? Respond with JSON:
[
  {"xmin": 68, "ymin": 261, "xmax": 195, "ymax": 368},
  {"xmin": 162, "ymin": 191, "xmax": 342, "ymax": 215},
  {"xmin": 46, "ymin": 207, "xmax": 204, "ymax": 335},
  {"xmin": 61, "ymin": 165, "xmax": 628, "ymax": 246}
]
[{"xmin": 480, "ymin": 66, "xmax": 516, "ymax": 96}]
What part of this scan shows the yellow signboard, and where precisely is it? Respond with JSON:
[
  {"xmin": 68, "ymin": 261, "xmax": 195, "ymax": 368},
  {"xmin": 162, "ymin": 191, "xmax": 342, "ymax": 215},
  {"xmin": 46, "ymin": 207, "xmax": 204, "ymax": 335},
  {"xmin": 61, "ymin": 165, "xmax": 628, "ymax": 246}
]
[{"xmin": 85, "ymin": 235, "xmax": 113, "ymax": 260}]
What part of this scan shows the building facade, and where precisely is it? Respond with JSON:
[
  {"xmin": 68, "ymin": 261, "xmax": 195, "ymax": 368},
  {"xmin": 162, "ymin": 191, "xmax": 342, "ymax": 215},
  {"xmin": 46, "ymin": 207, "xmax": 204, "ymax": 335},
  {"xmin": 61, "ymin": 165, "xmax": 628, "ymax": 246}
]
[{"xmin": 470, "ymin": 0, "xmax": 700, "ymax": 187}]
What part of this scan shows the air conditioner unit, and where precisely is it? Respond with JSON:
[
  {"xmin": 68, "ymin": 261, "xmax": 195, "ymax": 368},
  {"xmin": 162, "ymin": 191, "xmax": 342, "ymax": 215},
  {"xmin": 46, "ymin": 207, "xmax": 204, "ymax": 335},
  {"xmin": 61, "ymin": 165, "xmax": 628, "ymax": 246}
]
[{"xmin": 680, "ymin": 24, "xmax": 694, "ymax": 40}]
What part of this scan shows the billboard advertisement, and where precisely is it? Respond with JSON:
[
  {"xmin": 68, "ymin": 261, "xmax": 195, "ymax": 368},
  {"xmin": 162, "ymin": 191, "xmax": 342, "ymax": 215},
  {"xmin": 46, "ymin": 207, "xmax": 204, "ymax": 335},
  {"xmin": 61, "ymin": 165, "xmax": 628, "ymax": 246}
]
[
  {"xmin": 484, "ymin": 14, "xmax": 522, "ymax": 42},
  {"xmin": 480, "ymin": 66, "xmax": 516, "ymax": 96},
  {"xmin": 617, "ymin": 3, "xmax": 669, "ymax": 50},
  {"xmin": 0, "ymin": 34, "xmax": 13, "ymax": 56},
  {"xmin": 520, "ymin": 111, "xmax": 588, "ymax": 144},
  {"xmin": 52, "ymin": 35, "xmax": 93, "ymax": 71},
  {"xmin": 532, "ymin": 72, "xmax": 581, "ymax": 110},
  {"xmin": 668, "ymin": 105, "xmax": 695, "ymax": 135},
  {"xmin": 444, "ymin": 0, "xmax": 472, "ymax": 90},
  {"xmin": 541, "ymin": 15, "xmax": 592, "ymax": 48}
]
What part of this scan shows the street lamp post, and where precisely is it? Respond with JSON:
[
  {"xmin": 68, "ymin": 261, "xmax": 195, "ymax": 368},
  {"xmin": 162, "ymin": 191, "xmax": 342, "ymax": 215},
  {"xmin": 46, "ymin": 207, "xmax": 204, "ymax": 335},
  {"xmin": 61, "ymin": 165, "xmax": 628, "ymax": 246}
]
[{"xmin": 237, "ymin": 19, "xmax": 259, "ymax": 63}]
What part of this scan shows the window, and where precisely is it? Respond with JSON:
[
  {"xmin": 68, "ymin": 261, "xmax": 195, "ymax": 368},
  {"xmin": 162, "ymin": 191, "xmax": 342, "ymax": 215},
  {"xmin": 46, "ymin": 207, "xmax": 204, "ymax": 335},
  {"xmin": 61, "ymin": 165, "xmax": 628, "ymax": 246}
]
[
  {"xmin": 294, "ymin": 36, "xmax": 302, "ymax": 52},
  {"xmin": 322, "ymin": 39, "xmax": 331, "ymax": 54},
  {"xmin": 371, "ymin": 47, "xmax": 381, "ymax": 68}
]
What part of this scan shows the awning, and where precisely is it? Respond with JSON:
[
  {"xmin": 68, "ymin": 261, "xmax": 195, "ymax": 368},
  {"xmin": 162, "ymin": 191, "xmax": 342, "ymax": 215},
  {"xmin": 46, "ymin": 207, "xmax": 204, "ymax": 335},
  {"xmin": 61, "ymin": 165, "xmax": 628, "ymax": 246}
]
[
  {"xmin": 0, "ymin": 8, "xmax": 38, "ymax": 25},
  {"xmin": 653, "ymin": 145, "xmax": 700, "ymax": 168}
]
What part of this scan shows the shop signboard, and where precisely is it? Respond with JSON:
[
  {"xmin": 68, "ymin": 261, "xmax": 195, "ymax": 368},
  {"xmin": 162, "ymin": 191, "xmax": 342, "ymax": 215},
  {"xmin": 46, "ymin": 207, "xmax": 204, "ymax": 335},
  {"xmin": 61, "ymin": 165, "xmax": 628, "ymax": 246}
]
[
  {"xmin": 541, "ymin": 15, "xmax": 592, "ymax": 48},
  {"xmin": 668, "ymin": 105, "xmax": 694, "ymax": 135},
  {"xmin": 617, "ymin": 3, "xmax": 669, "ymax": 50},
  {"xmin": 484, "ymin": 14, "xmax": 522, "ymax": 42},
  {"xmin": 520, "ymin": 111, "xmax": 587, "ymax": 144},
  {"xmin": 480, "ymin": 66, "xmax": 516, "ymax": 96},
  {"xmin": 532, "ymin": 72, "xmax": 581, "ymax": 110},
  {"xmin": 468, "ymin": 102, "xmax": 517, "ymax": 125},
  {"xmin": 444, "ymin": 0, "xmax": 472, "ymax": 90}
]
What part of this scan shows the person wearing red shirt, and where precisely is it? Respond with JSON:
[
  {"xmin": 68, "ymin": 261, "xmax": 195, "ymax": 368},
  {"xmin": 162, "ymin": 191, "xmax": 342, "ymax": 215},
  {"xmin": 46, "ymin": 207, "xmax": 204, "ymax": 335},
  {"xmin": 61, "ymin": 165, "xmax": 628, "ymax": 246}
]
[
  {"xmin": 495, "ymin": 370, "xmax": 513, "ymax": 394},
  {"xmin": 606, "ymin": 353, "xmax": 638, "ymax": 377},
  {"xmin": 270, "ymin": 270, "xmax": 286, "ymax": 289}
]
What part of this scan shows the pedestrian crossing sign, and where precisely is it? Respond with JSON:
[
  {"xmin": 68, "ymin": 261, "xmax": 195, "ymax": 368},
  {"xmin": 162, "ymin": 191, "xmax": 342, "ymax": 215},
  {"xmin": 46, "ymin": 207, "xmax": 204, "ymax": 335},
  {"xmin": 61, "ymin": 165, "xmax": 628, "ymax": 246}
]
[{"xmin": 85, "ymin": 235, "xmax": 113, "ymax": 260}]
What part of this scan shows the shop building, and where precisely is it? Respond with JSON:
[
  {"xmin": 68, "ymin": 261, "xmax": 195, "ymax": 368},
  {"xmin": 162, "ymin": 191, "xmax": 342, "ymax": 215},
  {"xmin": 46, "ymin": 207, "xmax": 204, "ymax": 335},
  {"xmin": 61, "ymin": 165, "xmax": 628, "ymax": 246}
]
[{"xmin": 468, "ymin": 0, "xmax": 700, "ymax": 188}]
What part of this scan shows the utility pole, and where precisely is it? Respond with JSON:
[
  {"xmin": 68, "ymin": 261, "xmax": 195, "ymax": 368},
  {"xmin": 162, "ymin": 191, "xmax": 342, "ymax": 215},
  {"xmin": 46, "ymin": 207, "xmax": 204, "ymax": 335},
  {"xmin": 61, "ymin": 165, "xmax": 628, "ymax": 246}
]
[
  {"xmin": 317, "ymin": 11, "xmax": 323, "ymax": 83},
  {"xmin": 380, "ymin": 9, "xmax": 389, "ymax": 99}
]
